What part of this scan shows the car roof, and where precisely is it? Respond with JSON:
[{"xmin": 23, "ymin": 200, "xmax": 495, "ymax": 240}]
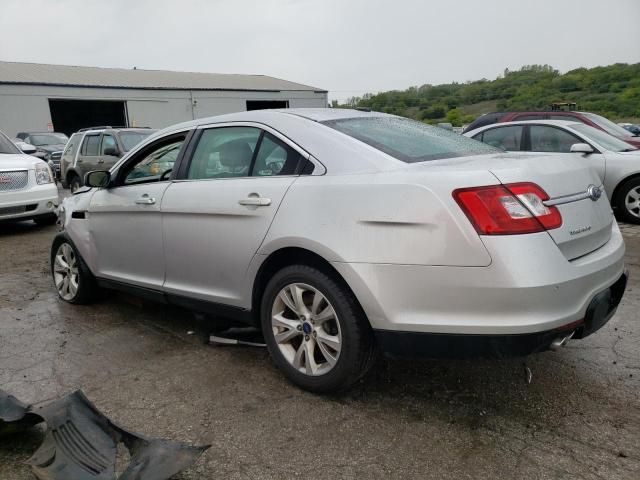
[{"xmin": 80, "ymin": 127, "xmax": 156, "ymax": 134}]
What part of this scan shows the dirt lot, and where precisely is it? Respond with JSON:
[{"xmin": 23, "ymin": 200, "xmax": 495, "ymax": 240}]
[{"xmin": 1, "ymin": 202, "xmax": 639, "ymax": 479}]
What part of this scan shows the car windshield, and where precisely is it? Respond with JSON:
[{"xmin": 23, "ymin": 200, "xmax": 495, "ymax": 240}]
[
  {"xmin": 120, "ymin": 131, "xmax": 154, "ymax": 151},
  {"xmin": 0, "ymin": 130, "xmax": 20, "ymax": 154},
  {"xmin": 29, "ymin": 133, "xmax": 68, "ymax": 146},
  {"xmin": 571, "ymin": 124, "xmax": 637, "ymax": 152},
  {"xmin": 322, "ymin": 116, "xmax": 499, "ymax": 163},
  {"xmin": 582, "ymin": 113, "xmax": 633, "ymax": 138}
]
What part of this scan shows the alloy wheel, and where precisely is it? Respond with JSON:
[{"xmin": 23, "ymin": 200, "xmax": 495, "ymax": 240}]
[
  {"xmin": 271, "ymin": 283, "xmax": 342, "ymax": 376},
  {"xmin": 53, "ymin": 243, "xmax": 79, "ymax": 301},
  {"xmin": 625, "ymin": 186, "xmax": 640, "ymax": 219}
]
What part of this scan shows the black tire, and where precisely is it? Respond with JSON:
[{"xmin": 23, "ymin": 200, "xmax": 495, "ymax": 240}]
[
  {"xmin": 614, "ymin": 177, "xmax": 640, "ymax": 224},
  {"xmin": 50, "ymin": 234, "xmax": 100, "ymax": 304},
  {"xmin": 69, "ymin": 175, "xmax": 82, "ymax": 193},
  {"xmin": 33, "ymin": 214, "xmax": 57, "ymax": 226},
  {"xmin": 261, "ymin": 265, "xmax": 376, "ymax": 393}
]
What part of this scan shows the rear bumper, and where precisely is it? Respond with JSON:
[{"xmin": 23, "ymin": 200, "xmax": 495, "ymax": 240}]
[
  {"xmin": 0, "ymin": 184, "xmax": 59, "ymax": 221},
  {"xmin": 374, "ymin": 270, "xmax": 628, "ymax": 358},
  {"xmin": 332, "ymin": 222, "xmax": 626, "ymax": 336}
]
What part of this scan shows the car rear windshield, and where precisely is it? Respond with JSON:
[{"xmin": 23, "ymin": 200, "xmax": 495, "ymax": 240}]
[
  {"xmin": 322, "ymin": 116, "xmax": 499, "ymax": 163},
  {"xmin": 120, "ymin": 131, "xmax": 154, "ymax": 151},
  {"xmin": 0, "ymin": 130, "xmax": 20, "ymax": 154}
]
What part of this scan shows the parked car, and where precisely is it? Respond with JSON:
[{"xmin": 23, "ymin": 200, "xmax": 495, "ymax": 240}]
[
  {"xmin": 463, "ymin": 111, "xmax": 640, "ymax": 148},
  {"xmin": 619, "ymin": 123, "xmax": 640, "ymax": 136},
  {"xmin": 465, "ymin": 119, "xmax": 640, "ymax": 224},
  {"xmin": 60, "ymin": 127, "xmax": 156, "ymax": 192},
  {"xmin": 52, "ymin": 109, "xmax": 627, "ymax": 392},
  {"xmin": 0, "ymin": 129, "xmax": 58, "ymax": 225},
  {"xmin": 16, "ymin": 132, "xmax": 69, "ymax": 178},
  {"xmin": 12, "ymin": 139, "xmax": 38, "ymax": 156}
]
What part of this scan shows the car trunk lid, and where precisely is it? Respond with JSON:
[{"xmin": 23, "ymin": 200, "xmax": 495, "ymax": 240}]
[{"xmin": 485, "ymin": 154, "xmax": 612, "ymax": 260}]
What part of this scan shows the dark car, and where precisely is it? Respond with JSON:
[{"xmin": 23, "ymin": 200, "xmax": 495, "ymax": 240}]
[
  {"xmin": 15, "ymin": 132, "xmax": 69, "ymax": 177},
  {"xmin": 620, "ymin": 123, "xmax": 640, "ymax": 136},
  {"xmin": 463, "ymin": 111, "xmax": 640, "ymax": 148},
  {"xmin": 60, "ymin": 127, "xmax": 156, "ymax": 191}
]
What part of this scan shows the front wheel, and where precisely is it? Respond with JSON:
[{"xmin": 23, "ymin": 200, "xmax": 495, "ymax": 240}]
[
  {"xmin": 69, "ymin": 175, "xmax": 82, "ymax": 193},
  {"xmin": 615, "ymin": 177, "xmax": 640, "ymax": 224},
  {"xmin": 261, "ymin": 265, "xmax": 376, "ymax": 393},
  {"xmin": 50, "ymin": 236, "xmax": 100, "ymax": 304}
]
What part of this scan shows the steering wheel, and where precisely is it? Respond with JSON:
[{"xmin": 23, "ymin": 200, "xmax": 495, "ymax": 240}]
[{"xmin": 160, "ymin": 169, "xmax": 173, "ymax": 181}]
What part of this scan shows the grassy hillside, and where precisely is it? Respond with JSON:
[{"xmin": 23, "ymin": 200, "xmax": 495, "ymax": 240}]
[{"xmin": 342, "ymin": 63, "xmax": 640, "ymax": 126}]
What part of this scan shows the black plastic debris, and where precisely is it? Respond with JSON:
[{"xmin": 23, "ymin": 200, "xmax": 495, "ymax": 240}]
[
  {"xmin": 0, "ymin": 389, "xmax": 41, "ymax": 435},
  {"xmin": 209, "ymin": 326, "xmax": 266, "ymax": 347},
  {"xmin": 0, "ymin": 389, "xmax": 209, "ymax": 480}
]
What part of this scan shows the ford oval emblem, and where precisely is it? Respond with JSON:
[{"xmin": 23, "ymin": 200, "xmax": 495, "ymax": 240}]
[{"xmin": 587, "ymin": 184, "xmax": 602, "ymax": 201}]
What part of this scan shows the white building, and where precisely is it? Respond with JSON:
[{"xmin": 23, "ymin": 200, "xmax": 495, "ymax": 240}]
[{"xmin": 0, "ymin": 61, "xmax": 328, "ymax": 136}]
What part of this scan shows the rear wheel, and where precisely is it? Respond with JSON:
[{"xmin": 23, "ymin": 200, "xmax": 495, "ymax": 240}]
[
  {"xmin": 615, "ymin": 177, "xmax": 640, "ymax": 224},
  {"xmin": 261, "ymin": 265, "xmax": 376, "ymax": 393},
  {"xmin": 51, "ymin": 236, "xmax": 99, "ymax": 304}
]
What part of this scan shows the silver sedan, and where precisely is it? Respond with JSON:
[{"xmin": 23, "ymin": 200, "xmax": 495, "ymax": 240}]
[
  {"xmin": 52, "ymin": 109, "xmax": 627, "ymax": 392},
  {"xmin": 465, "ymin": 119, "xmax": 640, "ymax": 223}
]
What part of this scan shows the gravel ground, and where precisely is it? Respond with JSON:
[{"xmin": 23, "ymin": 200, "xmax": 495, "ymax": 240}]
[{"xmin": 1, "ymin": 195, "xmax": 639, "ymax": 479}]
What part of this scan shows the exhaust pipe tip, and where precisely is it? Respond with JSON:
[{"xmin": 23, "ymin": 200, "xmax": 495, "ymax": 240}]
[{"xmin": 550, "ymin": 331, "xmax": 575, "ymax": 351}]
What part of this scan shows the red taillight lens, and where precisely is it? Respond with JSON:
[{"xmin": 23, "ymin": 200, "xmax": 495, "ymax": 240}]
[{"xmin": 453, "ymin": 182, "xmax": 562, "ymax": 235}]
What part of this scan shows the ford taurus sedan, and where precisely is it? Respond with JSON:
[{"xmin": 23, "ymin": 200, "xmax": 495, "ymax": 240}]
[
  {"xmin": 51, "ymin": 109, "xmax": 627, "ymax": 392},
  {"xmin": 464, "ymin": 120, "xmax": 640, "ymax": 224}
]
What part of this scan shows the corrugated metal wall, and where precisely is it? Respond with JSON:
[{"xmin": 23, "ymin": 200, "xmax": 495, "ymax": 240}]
[{"xmin": 0, "ymin": 84, "xmax": 327, "ymax": 136}]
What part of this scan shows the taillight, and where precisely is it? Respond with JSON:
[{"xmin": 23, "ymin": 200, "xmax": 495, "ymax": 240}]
[{"xmin": 453, "ymin": 182, "xmax": 562, "ymax": 235}]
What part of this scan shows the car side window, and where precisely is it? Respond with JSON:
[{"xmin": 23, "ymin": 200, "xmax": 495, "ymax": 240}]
[
  {"xmin": 529, "ymin": 126, "xmax": 581, "ymax": 153},
  {"xmin": 479, "ymin": 126, "xmax": 523, "ymax": 151},
  {"xmin": 187, "ymin": 127, "xmax": 261, "ymax": 180},
  {"xmin": 82, "ymin": 134, "xmax": 100, "ymax": 156},
  {"xmin": 252, "ymin": 132, "xmax": 305, "ymax": 176},
  {"xmin": 100, "ymin": 134, "xmax": 117, "ymax": 155},
  {"xmin": 120, "ymin": 138, "xmax": 185, "ymax": 186}
]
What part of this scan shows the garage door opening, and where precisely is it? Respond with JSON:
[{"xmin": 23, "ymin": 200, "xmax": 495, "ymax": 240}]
[
  {"xmin": 49, "ymin": 99, "xmax": 128, "ymax": 136},
  {"xmin": 246, "ymin": 100, "xmax": 289, "ymax": 111}
]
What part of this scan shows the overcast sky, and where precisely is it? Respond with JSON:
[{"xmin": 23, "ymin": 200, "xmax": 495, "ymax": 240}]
[{"xmin": 1, "ymin": 0, "xmax": 639, "ymax": 101}]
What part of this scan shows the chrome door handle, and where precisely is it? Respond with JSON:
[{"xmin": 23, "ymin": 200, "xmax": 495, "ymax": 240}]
[
  {"xmin": 239, "ymin": 197, "xmax": 271, "ymax": 206},
  {"xmin": 97, "ymin": 159, "xmax": 104, "ymax": 164},
  {"xmin": 135, "ymin": 194, "xmax": 156, "ymax": 205}
]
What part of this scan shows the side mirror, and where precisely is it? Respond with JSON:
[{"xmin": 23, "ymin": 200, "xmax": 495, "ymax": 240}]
[
  {"xmin": 570, "ymin": 143, "xmax": 594, "ymax": 154},
  {"xmin": 103, "ymin": 147, "xmax": 120, "ymax": 157},
  {"xmin": 85, "ymin": 170, "xmax": 111, "ymax": 188}
]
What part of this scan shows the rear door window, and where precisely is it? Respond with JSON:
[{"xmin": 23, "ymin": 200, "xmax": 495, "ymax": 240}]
[
  {"xmin": 252, "ymin": 132, "xmax": 305, "ymax": 176},
  {"xmin": 82, "ymin": 134, "xmax": 101, "ymax": 156},
  {"xmin": 479, "ymin": 126, "xmax": 523, "ymax": 151}
]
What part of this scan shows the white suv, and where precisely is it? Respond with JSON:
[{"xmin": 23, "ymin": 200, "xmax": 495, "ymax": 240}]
[{"xmin": 0, "ymin": 129, "xmax": 58, "ymax": 225}]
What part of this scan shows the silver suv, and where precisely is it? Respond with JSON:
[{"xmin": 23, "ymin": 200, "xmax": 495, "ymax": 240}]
[{"xmin": 60, "ymin": 127, "xmax": 155, "ymax": 192}]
